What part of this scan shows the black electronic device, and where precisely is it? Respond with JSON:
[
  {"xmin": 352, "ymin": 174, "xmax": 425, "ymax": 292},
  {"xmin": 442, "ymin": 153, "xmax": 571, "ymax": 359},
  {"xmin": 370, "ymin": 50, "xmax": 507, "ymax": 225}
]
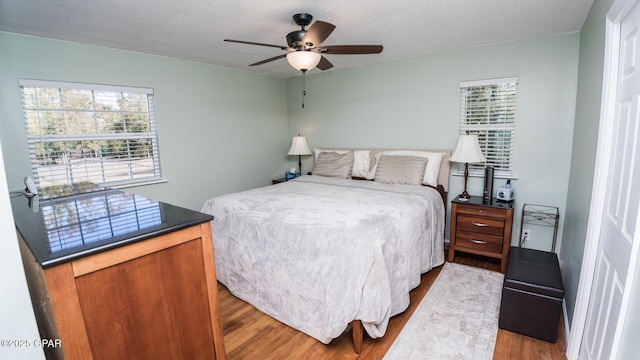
[{"xmin": 483, "ymin": 166, "xmax": 494, "ymax": 205}]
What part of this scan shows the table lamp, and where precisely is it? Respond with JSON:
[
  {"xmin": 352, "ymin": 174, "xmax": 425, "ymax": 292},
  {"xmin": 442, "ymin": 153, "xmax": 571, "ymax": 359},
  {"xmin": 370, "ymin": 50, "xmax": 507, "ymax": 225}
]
[
  {"xmin": 450, "ymin": 134, "xmax": 486, "ymax": 199},
  {"xmin": 287, "ymin": 135, "xmax": 311, "ymax": 175}
]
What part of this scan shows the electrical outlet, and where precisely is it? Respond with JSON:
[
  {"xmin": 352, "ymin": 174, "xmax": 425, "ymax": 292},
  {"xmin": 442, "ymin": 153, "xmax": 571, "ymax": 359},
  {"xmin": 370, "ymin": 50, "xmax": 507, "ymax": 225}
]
[{"xmin": 522, "ymin": 229, "xmax": 531, "ymax": 242}]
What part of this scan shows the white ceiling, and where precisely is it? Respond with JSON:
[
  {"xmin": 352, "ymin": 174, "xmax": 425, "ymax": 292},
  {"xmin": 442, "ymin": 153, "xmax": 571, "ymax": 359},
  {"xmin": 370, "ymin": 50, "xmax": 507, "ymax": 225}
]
[{"xmin": 0, "ymin": 0, "xmax": 594, "ymax": 78}]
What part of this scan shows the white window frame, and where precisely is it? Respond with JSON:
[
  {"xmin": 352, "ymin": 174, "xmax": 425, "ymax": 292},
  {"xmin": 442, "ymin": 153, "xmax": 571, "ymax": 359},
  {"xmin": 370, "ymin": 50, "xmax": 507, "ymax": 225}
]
[
  {"xmin": 458, "ymin": 77, "xmax": 518, "ymax": 178},
  {"xmin": 19, "ymin": 79, "xmax": 163, "ymax": 196}
]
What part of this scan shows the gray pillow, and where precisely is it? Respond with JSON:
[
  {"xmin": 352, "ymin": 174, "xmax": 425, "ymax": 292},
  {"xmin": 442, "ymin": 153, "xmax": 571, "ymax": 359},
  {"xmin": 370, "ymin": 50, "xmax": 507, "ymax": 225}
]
[
  {"xmin": 313, "ymin": 151, "xmax": 354, "ymax": 179},
  {"xmin": 373, "ymin": 155, "xmax": 428, "ymax": 185}
]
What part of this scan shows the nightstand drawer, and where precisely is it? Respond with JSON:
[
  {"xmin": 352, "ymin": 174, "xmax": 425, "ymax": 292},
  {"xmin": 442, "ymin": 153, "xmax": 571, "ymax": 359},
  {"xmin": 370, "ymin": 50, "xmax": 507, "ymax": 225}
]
[
  {"xmin": 455, "ymin": 230, "xmax": 503, "ymax": 254},
  {"xmin": 457, "ymin": 215, "xmax": 505, "ymax": 236},
  {"xmin": 456, "ymin": 203, "xmax": 507, "ymax": 219}
]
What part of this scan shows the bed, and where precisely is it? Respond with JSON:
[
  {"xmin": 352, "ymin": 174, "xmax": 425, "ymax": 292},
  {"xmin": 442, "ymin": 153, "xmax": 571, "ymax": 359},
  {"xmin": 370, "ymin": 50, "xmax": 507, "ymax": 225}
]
[{"xmin": 201, "ymin": 148, "xmax": 450, "ymax": 352}]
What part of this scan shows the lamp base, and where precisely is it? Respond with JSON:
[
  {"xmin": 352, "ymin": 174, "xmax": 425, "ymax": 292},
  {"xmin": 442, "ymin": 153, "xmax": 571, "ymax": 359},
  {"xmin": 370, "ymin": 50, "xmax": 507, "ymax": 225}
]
[{"xmin": 459, "ymin": 162, "xmax": 471, "ymax": 199}]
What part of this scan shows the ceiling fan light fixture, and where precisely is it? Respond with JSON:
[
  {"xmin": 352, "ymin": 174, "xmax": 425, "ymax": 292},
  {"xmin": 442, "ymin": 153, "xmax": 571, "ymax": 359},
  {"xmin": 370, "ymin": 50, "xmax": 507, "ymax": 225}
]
[{"xmin": 286, "ymin": 51, "xmax": 321, "ymax": 71}]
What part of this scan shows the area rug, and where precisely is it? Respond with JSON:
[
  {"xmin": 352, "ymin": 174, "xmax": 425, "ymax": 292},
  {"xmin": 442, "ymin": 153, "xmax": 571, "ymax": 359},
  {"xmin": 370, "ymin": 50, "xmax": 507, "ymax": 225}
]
[{"xmin": 383, "ymin": 262, "xmax": 504, "ymax": 360}]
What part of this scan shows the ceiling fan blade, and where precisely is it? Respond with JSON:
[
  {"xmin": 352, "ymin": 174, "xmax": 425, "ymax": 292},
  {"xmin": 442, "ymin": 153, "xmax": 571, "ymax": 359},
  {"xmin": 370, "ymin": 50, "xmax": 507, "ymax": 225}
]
[
  {"xmin": 249, "ymin": 54, "xmax": 287, "ymax": 66},
  {"xmin": 224, "ymin": 39, "xmax": 288, "ymax": 50},
  {"xmin": 300, "ymin": 21, "xmax": 336, "ymax": 48},
  {"xmin": 320, "ymin": 45, "xmax": 383, "ymax": 54},
  {"xmin": 316, "ymin": 56, "xmax": 334, "ymax": 70}
]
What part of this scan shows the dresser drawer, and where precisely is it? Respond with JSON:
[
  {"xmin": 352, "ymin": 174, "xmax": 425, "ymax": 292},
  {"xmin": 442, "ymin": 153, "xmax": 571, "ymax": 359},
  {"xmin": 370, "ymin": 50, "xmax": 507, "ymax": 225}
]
[
  {"xmin": 457, "ymin": 215, "xmax": 505, "ymax": 236},
  {"xmin": 456, "ymin": 203, "xmax": 507, "ymax": 219},
  {"xmin": 455, "ymin": 230, "xmax": 503, "ymax": 254}
]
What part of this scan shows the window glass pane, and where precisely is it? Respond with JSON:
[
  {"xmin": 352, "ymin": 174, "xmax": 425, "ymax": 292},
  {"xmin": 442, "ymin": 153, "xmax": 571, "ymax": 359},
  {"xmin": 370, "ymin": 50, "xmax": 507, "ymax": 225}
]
[
  {"xmin": 61, "ymin": 89, "xmax": 93, "ymax": 111},
  {"xmin": 124, "ymin": 113, "xmax": 150, "ymax": 133},
  {"xmin": 97, "ymin": 112, "xmax": 120, "ymax": 134},
  {"xmin": 64, "ymin": 111, "xmax": 96, "ymax": 134},
  {"xmin": 26, "ymin": 88, "xmax": 63, "ymax": 110},
  {"xmin": 94, "ymin": 91, "xmax": 121, "ymax": 111},
  {"xmin": 38, "ymin": 111, "xmax": 65, "ymax": 135},
  {"xmin": 120, "ymin": 93, "xmax": 149, "ymax": 112}
]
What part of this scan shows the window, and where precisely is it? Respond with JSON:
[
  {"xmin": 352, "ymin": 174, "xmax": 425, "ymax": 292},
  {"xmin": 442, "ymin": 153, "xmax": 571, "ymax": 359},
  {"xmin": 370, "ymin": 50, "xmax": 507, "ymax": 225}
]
[
  {"xmin": 459, "ymin": 77, "xmax": 518, "ymax": 177},
  {"xmin": 20, "ymin": 79, "xmax": 162, "ymax": 196}
]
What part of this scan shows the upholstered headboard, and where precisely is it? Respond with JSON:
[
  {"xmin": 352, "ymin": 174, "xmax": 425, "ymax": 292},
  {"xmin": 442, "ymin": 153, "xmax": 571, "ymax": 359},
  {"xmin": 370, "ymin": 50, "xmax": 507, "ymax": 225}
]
[{"xmin": 316, "ymin": 148, "xmax": 452, "ymax": 192}]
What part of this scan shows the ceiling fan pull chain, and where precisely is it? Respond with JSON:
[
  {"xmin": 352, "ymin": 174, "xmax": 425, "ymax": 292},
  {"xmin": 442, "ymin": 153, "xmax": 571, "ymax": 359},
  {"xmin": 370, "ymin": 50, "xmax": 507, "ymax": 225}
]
[{"xmin": 301, "ymin": 70, "xmax": 306, "ymax": 108}]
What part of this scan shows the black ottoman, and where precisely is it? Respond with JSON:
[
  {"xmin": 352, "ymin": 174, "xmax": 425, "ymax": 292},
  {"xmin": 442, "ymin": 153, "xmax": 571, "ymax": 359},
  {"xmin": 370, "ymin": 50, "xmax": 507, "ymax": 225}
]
[{"xmin": 498, "ymin": 246, "xmax": 564, "ymax": 342}]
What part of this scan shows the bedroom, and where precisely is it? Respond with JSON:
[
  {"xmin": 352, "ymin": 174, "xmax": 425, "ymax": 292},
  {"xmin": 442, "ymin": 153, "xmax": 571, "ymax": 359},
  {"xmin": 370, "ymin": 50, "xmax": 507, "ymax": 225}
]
[{"xmin": 2, "ymin": 0, "xmax": 640, "ymax": 359}]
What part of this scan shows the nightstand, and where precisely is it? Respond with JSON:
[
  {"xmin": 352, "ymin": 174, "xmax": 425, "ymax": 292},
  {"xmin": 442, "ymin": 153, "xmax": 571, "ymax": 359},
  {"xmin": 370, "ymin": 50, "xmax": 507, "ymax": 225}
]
[
  {"xmin": 272, "ymin": 178, "xmax": 287, "ymax": 184},
  {"xmin": 448, "ymin": 195, "xmax": 514, "ymax": 273}
]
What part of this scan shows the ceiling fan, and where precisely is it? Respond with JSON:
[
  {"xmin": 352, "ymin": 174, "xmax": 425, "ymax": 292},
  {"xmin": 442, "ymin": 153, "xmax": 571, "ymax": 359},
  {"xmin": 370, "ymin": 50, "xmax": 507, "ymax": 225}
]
[{"xmin": 224, "ymin": 13, "xmax": 383, "ymax": 73}]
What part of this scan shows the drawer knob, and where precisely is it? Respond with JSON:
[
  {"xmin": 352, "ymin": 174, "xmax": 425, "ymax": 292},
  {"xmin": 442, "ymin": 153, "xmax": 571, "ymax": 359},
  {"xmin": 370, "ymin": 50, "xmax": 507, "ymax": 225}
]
[
  {"xmin": 471, "ymin": 222, "xmax": 488, "ymax": 227},
  {"xmin": 470, "ymin": 239, "xmax": 487, "ymax": 244}
]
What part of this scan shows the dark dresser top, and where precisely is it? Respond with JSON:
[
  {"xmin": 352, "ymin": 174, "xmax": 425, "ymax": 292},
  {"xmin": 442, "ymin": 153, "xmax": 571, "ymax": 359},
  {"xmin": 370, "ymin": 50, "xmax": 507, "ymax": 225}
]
[
  {"xmin": 12, "ymin": 187, "xmax": 213, "ymax": 269},
  {"xmin": 452, "ymin": 195, "xmax": 515, "ymax": 209}
]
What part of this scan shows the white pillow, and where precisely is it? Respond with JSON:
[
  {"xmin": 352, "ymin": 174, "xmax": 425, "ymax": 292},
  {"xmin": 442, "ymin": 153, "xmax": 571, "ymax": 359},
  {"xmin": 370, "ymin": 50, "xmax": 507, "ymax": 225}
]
[
  {"xmin": 314, "ymin": 149, "xmax": 371, "ymax": 178},
  {"xmin": 368, "ymin": 150, "xmax": 445, "ymax": 187}
]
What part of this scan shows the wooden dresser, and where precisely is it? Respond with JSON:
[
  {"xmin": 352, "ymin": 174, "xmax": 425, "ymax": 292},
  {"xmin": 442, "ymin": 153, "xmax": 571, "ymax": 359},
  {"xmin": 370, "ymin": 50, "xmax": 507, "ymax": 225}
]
[
  {"xmin": 13, "ymin": 189, "xmax": 226, "ymax": 360},
  {"xmin": 448, "ymin": 195, "xmax": 514, "ymax": 273}
]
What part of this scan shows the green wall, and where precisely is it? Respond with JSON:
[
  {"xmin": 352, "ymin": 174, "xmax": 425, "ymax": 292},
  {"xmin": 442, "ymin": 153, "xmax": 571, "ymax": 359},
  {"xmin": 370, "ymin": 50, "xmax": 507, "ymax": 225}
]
[
  {"xmin": 0, "ymin": 32, "xmax": 289, "ymax": 211},
  {"xmin": 561, "ymin": 0, "xmax": 614, "ymax": 327},
  {"xmin": 288, "ymin": 33, "xmax": 581, "ymax": 251}
]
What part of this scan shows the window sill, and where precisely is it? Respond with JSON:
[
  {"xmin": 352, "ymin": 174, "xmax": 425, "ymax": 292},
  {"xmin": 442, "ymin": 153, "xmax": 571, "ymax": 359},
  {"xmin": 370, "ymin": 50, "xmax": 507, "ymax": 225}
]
[
  {"xmin": 452, "ymin": 172, "xmax": 518, "ymax": 180},
  {"xmin": 110, "ymin": 178, "xmax": 169, "ymax": 189}
]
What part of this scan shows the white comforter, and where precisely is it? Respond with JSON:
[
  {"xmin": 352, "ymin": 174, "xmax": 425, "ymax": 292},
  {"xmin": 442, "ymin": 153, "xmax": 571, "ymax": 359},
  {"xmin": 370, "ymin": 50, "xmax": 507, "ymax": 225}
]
[{"xmin": 201, "ymin": 175, "xmax": 445, "ymax": 343}]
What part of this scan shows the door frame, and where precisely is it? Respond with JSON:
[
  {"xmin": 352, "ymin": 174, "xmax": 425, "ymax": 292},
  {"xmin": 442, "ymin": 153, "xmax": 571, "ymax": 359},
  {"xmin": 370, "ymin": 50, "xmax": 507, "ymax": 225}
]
[{"xmin": 567, "ymin": 0, "xmax": 640, "ymax": 358}]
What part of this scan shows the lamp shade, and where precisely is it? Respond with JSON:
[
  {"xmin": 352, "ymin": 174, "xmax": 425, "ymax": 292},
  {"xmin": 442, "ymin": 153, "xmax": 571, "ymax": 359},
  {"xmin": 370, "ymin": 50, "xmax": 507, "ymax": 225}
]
[
  {"xmin": 286, "ymin": 51, "xmax": 321, "ymax": 71},
  {"xmin": 450, "ymin": 134, "xmax": 486, "ymax": 164},
  {"xmin": 287, "ymin": 136, "xmax": 311, "ymax": 156}
]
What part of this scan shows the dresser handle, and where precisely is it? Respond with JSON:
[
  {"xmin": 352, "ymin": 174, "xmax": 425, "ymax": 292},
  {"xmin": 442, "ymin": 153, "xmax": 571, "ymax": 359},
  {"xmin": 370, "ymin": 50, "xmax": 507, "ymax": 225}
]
[
  {"xmin": 470, "ymin": 239, "xmax": 487, "ymax": 244},
  {"xmin": 471, "ymin": 222, "xmax": 488, "ymax": 227}
]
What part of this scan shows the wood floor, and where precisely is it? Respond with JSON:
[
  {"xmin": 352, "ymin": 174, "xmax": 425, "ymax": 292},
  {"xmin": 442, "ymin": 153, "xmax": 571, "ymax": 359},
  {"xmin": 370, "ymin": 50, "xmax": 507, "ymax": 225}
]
[{"xmin": 218, "ymin": 251, "xmax": 567, "ymax": 359}]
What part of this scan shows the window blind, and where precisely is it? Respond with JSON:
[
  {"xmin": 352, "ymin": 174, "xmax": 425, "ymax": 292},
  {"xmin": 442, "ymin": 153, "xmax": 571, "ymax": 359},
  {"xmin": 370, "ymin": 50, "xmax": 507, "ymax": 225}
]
[
  {"xmin": 459, "ymin": 77, "xmax": 518, "ymax": 177},
  {"xmin": 20, "ymin": 79, "xmax": 162, "ymax": 196}
]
